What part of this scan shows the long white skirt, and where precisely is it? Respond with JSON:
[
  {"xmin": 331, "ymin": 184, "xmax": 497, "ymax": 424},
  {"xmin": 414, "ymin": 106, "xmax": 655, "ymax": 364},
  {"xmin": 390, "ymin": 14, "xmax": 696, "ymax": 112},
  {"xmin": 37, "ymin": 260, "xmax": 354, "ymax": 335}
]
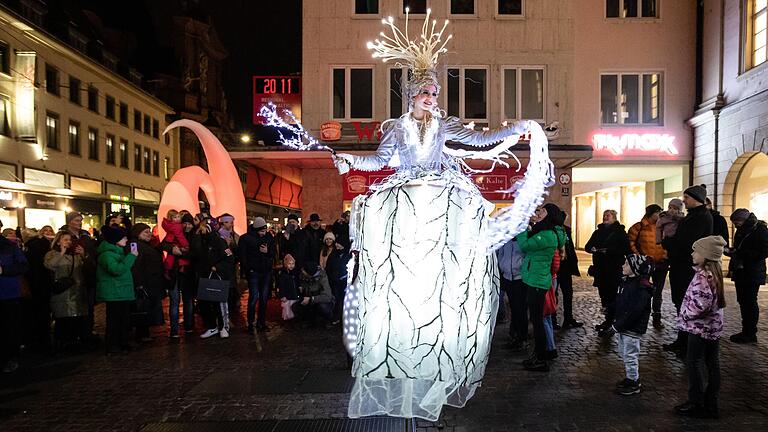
[{"xmin": 347, "ymin": 172, "xmax": 500, "ymax": 421}]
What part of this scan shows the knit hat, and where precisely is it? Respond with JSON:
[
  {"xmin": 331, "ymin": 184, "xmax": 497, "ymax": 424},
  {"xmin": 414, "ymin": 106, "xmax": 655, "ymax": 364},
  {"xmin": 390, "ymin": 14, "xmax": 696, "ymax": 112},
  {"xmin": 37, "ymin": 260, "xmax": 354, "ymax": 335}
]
[
  {"xmin": 101, "ymin": 225, "xmax": 126, "ymax": 245},
  {"xmin": 283, "ymin": 254, "xmax": 295, "ymax": 265},
  {"xmin": 543, "ymin": 203, "xmax": 564, "ymax": 226},
  {"xmin": 218, "ymin": 213, "xmax": 234, "ymax": 223},
  {"xmin": 625, "ymin": 254, "xmax": 653, "ymax": 277},
  {"xmin": 730, "ymin": 208, "xmax": 751, "ymax": 222},
  {"xmin": 323, "ymin": 232, "xmax": 336, "ymax": 242},
  {"xmin": 684, "ymin": 184, "xmax": 707, "ymax": 205},
  {"xmin": 181, "ymin": 213, "xmax": 194, "ymax": 224},
  {"xmin": 252, "ymin": 217, "xmax": 267, "ymax": 230},
  {"xmin": 668, "ymin": 198, "xmax": 683, "ymax": 210},
  {"xmin": 644, "ymin": 204, "xmax": 663, "ymax": 218},
  {"xmin": 66, "ymin": 211, "xmax": 83, "ymax": 223},
  {"xmin": 130, "ymin": 223, "xmax": 151, "ymax": 239},
  {"xmin": 287, "ymin": 214, "xmax": 300, "ymax": 222},
  {"xmin": 692, "ymin": 235, "xmax": 726, "ymax": 262}
]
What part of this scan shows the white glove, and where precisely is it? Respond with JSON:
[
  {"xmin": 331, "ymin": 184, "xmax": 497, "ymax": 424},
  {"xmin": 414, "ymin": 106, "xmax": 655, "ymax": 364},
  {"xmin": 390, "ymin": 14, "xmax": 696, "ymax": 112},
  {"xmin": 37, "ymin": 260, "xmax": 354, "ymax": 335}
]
[{"xmin": 333, "ymin": 153, "xmax": 354, "ymax": 174}]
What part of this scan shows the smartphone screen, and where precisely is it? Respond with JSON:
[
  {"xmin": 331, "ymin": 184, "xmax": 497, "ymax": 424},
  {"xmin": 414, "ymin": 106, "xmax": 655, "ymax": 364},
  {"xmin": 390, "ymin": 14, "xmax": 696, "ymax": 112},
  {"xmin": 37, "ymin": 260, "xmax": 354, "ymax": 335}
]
[{"xmin": 130, "ymin": 242, "xmax": 138, "ymax": 254}]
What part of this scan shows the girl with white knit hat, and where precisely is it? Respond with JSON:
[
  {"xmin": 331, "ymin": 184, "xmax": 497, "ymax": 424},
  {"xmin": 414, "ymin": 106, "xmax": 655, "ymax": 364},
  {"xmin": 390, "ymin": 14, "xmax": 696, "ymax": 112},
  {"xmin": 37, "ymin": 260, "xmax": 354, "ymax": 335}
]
[{"xmin": 674, "ymin": 235, "xmax": 726, "ymax": 419}]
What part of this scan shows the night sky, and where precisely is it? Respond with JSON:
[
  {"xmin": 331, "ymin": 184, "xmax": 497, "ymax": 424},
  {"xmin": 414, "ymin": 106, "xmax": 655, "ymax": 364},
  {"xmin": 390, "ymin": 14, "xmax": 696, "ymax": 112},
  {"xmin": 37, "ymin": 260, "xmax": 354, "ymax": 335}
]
[{"xmin": 47, "ymin": 0, "xmax": 302, "ymax": 131}]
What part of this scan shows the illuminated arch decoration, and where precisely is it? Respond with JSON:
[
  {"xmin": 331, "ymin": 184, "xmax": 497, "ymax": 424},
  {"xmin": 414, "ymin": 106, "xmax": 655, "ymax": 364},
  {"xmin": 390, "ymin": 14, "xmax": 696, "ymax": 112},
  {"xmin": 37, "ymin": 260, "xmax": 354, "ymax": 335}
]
[{"xmin": 157, "ymin": 119, "xmax": 247, "ymax": 237}]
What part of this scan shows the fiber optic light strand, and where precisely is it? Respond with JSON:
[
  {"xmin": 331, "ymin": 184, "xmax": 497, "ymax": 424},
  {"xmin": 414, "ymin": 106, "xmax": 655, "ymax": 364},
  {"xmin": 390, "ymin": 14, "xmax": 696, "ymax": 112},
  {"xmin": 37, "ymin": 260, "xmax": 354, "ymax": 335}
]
[{"xmin": 258, "ymin": 103, "xmax": 336, "ymax": 154}]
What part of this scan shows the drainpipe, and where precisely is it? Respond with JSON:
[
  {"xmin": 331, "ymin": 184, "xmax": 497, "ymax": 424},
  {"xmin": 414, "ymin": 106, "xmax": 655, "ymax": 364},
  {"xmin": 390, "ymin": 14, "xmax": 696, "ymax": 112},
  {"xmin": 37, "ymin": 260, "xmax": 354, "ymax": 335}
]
[{"xmin": 712, "ymin": 0, "xmax": 725, "ymax": 209}]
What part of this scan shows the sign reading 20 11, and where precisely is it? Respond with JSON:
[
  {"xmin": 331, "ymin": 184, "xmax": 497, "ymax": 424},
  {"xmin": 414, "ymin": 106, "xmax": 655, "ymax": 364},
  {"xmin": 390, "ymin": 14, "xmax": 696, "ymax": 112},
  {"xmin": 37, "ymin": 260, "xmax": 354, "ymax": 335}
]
[
  {"xmin": 253, "ymin": 76, "xmax": 302, "ymax": 125},
  {"xmin": 255, "ymin": 76, "xmax": 300, "ymax": 95}
]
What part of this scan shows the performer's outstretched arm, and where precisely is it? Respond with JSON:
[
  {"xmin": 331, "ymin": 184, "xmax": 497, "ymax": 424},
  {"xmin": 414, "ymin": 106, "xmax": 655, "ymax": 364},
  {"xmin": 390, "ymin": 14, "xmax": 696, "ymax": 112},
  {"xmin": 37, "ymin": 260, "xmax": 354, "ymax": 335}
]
[
  {"xmin": 444, "ymin": 117, "xmax": 533, "ymax": 147},
  {"xmin": 335, "ymin": 123, "xmax": 396, "ymax": 172}
]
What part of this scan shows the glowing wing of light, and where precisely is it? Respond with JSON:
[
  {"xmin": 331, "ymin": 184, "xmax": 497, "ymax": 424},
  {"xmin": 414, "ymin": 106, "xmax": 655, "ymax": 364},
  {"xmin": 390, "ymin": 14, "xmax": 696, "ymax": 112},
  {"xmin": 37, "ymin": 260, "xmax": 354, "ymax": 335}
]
[{"xmin": 483, "ymin": 122, "xmax": 555, "ymax": 252}]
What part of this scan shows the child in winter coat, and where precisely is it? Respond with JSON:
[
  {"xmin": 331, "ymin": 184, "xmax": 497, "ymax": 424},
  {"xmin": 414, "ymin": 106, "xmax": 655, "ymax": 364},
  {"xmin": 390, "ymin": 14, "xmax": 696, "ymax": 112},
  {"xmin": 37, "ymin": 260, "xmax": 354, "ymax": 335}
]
[
  {"xmin": 656, "ymin": 198, "xmax": 684, "ymax": 244},
  {"xmin": 278, "ymin": 254, "xmax": 300, "ymax": 320},
  {"xmin": 610, "ymin": 254, "xmax": 654, "ymax": 396},
  {"xmin": 161, "ymin": 209, "xmax": 190, "ymax": 279},
  {"xmin": 674, "ymin": 235, "xmax": 726, "ymax": 419}
]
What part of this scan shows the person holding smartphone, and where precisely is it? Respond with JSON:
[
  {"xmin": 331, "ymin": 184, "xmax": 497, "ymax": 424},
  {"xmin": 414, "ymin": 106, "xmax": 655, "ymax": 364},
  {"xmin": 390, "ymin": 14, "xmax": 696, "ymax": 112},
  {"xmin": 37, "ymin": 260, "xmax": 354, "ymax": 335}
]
[{"xmin": 96, "ymin": 226, "xmax": 138, "ymax": 355}]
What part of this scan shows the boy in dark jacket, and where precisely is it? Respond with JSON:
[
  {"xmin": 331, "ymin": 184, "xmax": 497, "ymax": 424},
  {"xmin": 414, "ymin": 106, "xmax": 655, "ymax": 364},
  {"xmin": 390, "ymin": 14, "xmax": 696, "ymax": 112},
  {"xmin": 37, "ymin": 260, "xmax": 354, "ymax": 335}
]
[{"xmin": 610, "ymin": 254, "xmax": 654, "ymax": 396}]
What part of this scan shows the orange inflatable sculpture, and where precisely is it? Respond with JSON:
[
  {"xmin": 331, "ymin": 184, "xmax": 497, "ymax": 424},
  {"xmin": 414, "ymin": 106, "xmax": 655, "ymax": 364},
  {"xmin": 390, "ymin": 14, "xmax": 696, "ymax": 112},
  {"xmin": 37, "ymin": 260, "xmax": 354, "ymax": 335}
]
[{"xmin": 157, "ymin": 119, "xmax": 247, "ymax": 237}]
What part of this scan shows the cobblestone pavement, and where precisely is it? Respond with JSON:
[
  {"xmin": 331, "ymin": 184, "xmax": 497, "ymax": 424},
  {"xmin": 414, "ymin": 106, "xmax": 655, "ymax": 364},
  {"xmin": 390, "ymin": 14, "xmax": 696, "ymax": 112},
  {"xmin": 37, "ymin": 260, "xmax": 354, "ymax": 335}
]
[{"xmin": 2, "ymin": 269, "xmax": 768, "ymax": 431}]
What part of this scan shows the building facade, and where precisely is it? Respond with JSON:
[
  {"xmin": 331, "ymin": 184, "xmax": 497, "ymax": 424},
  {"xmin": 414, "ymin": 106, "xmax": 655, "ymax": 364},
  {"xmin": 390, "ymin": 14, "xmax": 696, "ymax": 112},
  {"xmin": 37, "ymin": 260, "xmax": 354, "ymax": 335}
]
[
  {"xmin": 286, "ymin": 0, "xmax": 590, "ymax": 225},
  {"xmin": 690, "ymin": 0, "xmax": 768, "ymax": 227},
  {"xmin": 570, "ymin": 0, "xmax": 697, "ymax": 246},
  {"xmin": 237, "ymin": 0, "xmax": 697, "ymax": 238},
  {"xmin": 0, "ymin": 4, "xmax": 178, "ymax": 231}
]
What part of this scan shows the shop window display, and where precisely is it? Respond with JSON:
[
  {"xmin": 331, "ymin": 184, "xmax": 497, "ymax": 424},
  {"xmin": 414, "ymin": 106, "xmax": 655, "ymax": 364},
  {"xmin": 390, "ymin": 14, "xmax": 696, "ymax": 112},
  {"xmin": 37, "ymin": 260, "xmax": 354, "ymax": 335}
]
[{"xmin": 735, "ymin": 152, "xmax": 768, "ymax": 221}]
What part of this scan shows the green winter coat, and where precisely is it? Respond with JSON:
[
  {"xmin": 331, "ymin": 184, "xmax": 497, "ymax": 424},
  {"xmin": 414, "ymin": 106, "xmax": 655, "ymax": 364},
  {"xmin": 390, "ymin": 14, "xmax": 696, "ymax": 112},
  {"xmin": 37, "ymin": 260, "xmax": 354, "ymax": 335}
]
[
  {"xmin": 515, "ymin": 226, "xmax": 566, "ymax": 290},
  {"xmin": 96, "ymin": 241, "xmax": 137, "ymax": 302}
]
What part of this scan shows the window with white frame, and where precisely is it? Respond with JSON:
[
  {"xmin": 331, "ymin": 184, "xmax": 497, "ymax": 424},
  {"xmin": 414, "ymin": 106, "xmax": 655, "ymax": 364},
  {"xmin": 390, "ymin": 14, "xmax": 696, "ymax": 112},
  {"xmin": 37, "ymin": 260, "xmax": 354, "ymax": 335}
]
[
  {"xmin": 403, "ymin": 0, "xmax": 427, "ymax": 14},
  {"xmin": 332, "ymin": 67, "xmax": 373, "ymax": 120},
  {"xmin": 600, "ymin": 72, "xmax": 663, "ymax": 125},
  {"xmin": 450, "ymin": 0, "xmax": 475, "ymax": 15},
  {"xmin": 446, "ymin": 67, "xmax": 488, "ymax": 121},
  {"xmin": 502, "ymin": 66, "xmax": 545, "ymax": 122},
  {"xmin": 748, "ymin": 0, "xmax": 768, "ymax": 69},
  {"xmin": 355, "ymin": 0, "xmax": 378, "ymax": 14},
  {"xmin": 606, "ymin": 0, "xmax": 658, "ymax": 19},
  {"xmin": 497, "ymin": 0, "xmax": 523, "ymax": 15}
]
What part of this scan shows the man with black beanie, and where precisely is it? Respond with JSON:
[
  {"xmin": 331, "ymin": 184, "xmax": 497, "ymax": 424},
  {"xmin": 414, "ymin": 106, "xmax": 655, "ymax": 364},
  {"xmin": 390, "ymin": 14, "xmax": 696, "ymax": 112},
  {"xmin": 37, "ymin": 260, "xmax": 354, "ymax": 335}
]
[
  {"xmin": 662, "ymin": 184, "xmax": 713, "ymax": 354},
  {"xmin": 706, "ymin": 197, "xmax": 729, "ymax": 247}
]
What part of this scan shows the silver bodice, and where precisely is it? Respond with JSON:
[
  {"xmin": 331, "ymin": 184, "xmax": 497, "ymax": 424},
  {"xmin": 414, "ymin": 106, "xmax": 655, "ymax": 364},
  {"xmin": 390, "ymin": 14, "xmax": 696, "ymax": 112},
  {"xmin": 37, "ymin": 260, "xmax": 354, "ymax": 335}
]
[{"xmin": 350, "ymin": 115, "xmax": 527, "ymax": 173}]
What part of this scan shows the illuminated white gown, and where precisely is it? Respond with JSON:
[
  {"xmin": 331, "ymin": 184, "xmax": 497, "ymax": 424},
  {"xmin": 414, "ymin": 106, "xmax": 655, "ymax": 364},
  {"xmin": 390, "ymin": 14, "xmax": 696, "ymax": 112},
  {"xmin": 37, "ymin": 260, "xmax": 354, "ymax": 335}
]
[{"xmin": 345, "ymin": 114, "xmax": 526, "ymax": 421}]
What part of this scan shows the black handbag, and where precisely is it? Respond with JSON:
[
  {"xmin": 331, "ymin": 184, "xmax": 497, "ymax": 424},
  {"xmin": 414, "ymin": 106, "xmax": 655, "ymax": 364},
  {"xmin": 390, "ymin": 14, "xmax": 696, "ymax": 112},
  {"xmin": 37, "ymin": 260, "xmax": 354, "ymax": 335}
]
[
  {"xmin": 51, "ymin": 256, "xmax": 75, "ymax": 295},
  {"xmin": 131, "ymin": 286, "xmax": 151, "ymax": 325},
  {"xmin": 197, "ymin": 272, "xmax": 230, "ymax": 302}
]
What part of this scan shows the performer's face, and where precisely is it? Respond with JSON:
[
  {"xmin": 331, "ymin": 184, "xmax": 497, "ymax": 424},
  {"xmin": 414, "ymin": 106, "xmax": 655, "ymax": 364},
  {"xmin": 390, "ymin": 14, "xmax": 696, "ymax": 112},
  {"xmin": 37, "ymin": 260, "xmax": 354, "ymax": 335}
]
[{"xmin": 412, "ymin": 85, "xmax": 439, "ymax": 112}]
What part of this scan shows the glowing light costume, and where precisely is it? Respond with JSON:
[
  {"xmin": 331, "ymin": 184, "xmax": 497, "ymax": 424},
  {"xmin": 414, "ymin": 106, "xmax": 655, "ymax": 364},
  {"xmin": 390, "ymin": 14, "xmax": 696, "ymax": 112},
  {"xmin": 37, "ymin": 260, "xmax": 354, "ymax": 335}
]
[
  {"xmin": 335, "ymin": 9, "xmax": 554, "ymax": 421},
  {"xmin": 259, "ymin": 8, "xmax": 553, "ymax": 421}
]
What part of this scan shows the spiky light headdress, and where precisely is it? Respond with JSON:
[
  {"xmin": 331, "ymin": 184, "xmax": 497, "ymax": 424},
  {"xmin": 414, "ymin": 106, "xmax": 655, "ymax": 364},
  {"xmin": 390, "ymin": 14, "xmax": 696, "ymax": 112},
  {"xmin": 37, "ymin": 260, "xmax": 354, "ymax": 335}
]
[{"xmin": 366, "ymin": 8, "xmax": 452, "ymax": 106}]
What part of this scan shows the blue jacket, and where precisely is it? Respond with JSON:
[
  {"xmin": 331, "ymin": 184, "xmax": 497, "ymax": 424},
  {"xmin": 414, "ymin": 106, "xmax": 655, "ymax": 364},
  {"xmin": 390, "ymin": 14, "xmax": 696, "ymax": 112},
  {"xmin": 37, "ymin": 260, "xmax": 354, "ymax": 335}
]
[{"xmin": 0, "ymin": 236, "xmax": 29, "ymax": 300}]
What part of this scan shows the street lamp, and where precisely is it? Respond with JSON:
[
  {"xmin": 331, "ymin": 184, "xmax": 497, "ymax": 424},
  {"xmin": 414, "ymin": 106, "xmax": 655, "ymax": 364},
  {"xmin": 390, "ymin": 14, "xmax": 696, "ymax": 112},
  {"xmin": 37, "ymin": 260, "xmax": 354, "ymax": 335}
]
[{"xmin": 240, "ymin": 134, "xmax": 251, "ymax": 144}]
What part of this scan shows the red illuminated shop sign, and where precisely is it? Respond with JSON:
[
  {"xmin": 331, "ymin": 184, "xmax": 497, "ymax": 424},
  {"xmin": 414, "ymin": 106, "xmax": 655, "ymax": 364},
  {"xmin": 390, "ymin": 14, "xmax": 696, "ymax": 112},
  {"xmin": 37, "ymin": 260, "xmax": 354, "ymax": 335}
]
[
  {"xmin": 592, "ymin": 132, "xmax": 678, "ymax": 156},
  {"xmin": 252, "ymin": 76, "xmax": 301, "ymax": 125},
  {"xmin": 342, "ymin": 168, "xmax": 526, "ymax": 201}
]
